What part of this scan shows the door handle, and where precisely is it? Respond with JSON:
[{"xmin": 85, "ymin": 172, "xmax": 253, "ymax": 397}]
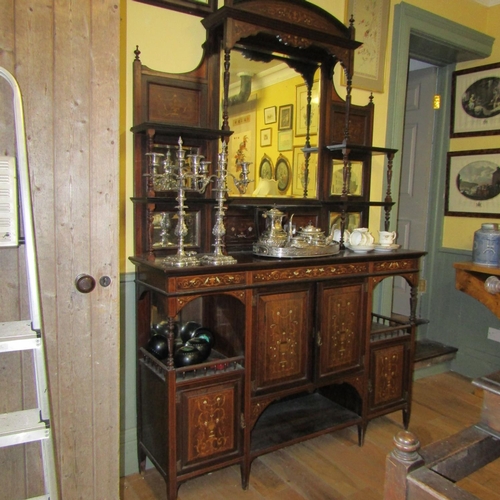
[{"xmin": 75, "ymin": 274, "xmax": 96, "ymax": 293}]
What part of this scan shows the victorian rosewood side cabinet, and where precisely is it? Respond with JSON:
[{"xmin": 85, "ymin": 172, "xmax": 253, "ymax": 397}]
[{"xmin": 129, "ymin": 1, "xmax": 424, "ymax": 499}]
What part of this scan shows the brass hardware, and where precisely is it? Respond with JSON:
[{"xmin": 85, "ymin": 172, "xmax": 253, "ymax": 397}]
[
  {"xmin": 433, "ymin": 94, "xmax": 441, "ymax": 109},
  {"xmin": 75, "ymin": 274, "xmax": 96, "ymax": 293},
  {"xmin": 240, "ymin": 413, "xmax": 246, "ymax": 429},
  {"xmin": 418, "ymin": 279, "xmax": 427, "ymax": 293},
  {"xmin": 316, "ymin": 331, "xmax": 322, "ymax": 347}
]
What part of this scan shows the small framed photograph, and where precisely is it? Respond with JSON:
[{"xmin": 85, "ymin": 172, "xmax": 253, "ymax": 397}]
[
  {"xmin": 278, "ymin": 130, "xmax": 293, "ymax": 152},
  {"xmin": 445, "ymin": 148, "xmax": 500, "ymax": 217},
  {"xmin": 451, "ymin": 62, "xmax": 500, "ymax": 137},
  {"xmin": 330, "ymin": 160, "xmax": 363, "ymax": 196},
  {"xmin": 260, "ymin": 128, "xmax": 272, "ymax": 147},
  {"xmin": 133, "ymin": 0, "xmax": 217, "ymax": 17},
  {"xmin": 278, "ymin": 104, "xmax": 293, "ymax": 130},
  {"xmin": 264, "ymin": 106, "xmax": 277, "ymax": 125}
]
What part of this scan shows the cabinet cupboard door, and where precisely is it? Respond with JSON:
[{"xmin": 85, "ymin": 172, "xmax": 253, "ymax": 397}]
[
  {"xmin": 253, "ymin": 287, "xmax": 312, "ymax": 394},
  {"xmin": 177, "ymin": 377, "xmax": 242, "ymax": 472},
  {"xmin": 370, "ymin": 343, "xmax": 408, "ymax": 410},
  {"xmin": 317, "ymin": 282, "xmax": 364, "ymax": 380}
]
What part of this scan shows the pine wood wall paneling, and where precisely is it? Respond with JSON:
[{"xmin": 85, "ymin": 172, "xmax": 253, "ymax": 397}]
[
  {"xmin": 0, "ymin": 0, "xmax": 121, "ymax": 498},
  {"xmin": 89, "ymin": 0, "xmax": 120, "ymax": 497},
  {"xmin": 53, "ymin": 1, "xmax": 96, "ymax": 495},
  {"xmin": 0, "ymin": 1, "xmax": 42, "ymax": 497},
  {"xmin": 14, "ymin": 0, "xmax": 56, "ymax": 497}
]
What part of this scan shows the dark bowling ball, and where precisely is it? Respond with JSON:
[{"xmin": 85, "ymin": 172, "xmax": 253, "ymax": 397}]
[
  {"xmin": 180, "ymin": 321, "xmax": 202, "ymax": 343},
  {"xmin": 146, "ymin": 333, "xmax": 169, "ymax": 360},
  {"xmin": 153, "ymin": 320, "xmax": 179, "ymax": 337},
  {"xmin": 194, "ymin": 327, "xmax": 215, "ymax": 348},
  {"xmin": 186, "ymin": 337, "xmax": 211, "ymax": 361},
  {"xmin": 174, "ymin": 345, "xmax": 203, "ymax": 367}
]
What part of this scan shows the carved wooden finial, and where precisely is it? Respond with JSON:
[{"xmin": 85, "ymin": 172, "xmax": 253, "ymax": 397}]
[
  {"xmin": 369, "ymin": 92, "xmax": 374, "ymax": 104},
  {"xmin": 392, "ymin": 430, "xmax": 420, "ymax": 462},
  {"xmin": 134, "ymin": 45, "xmax": 141, "ymax": 61}
]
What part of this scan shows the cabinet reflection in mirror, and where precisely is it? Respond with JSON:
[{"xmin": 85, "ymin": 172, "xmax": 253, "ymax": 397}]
[
  {"xmin": 225, "ymin": 49, "xmax": 320, "ymax": 199},
  {"xmin": 151, "ymin": 211, "xmax": 199, "ymax": 249}
]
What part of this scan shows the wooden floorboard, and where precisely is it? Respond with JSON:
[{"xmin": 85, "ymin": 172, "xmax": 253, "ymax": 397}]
[{"xmin": 120, "ymin": 372, "xmax": 500, "ymax": 500}]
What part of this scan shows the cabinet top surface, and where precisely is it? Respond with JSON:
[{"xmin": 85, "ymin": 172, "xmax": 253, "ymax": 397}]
[{"xmin": 130, "ymin": 249, "xmax": 426, "ymax": 276}]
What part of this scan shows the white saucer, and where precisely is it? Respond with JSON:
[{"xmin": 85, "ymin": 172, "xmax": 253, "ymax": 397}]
[
  {"xmin": 345, "ymin": 243, "xmax": 375, "ymax": 253},
  {"xmin": 374, "ymin": 244, "xmax": 400, "ymax": 252}
]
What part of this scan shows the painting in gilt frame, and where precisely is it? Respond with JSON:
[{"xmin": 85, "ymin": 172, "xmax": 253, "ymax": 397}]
[
  {"xmin": 445, "ymin": 149, "xmax": 500, "ymax": 218},
  {"xmin": 451, "ymin": 62, "xmax": 500, "ymax": 137},
  {"xmin": 345, "ymin": 0, "xmax": 390, "ymax": 92},
  {"xmin": 132, "ymin": 0, "xmax": 217, "ymax": 17}
]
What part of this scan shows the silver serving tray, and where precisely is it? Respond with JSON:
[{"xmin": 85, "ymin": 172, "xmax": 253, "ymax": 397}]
[{"xmin": 253, "ymin": 242, "xmax": 340, "ymax": 259}]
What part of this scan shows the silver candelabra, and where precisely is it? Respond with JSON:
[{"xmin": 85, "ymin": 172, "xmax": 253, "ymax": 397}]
[
  {"xmin": 146, "ymin": 137, "xmax": 238, "ymax": 266},
  {"xmin": 228, "ymin": 161, "xmax": 253, "ymax": 195},
  {"xmin": 201, "ymin": 142, "xmax": 237, "ymax": 265}
]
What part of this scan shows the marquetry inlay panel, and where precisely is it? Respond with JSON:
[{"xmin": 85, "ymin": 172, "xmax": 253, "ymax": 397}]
[
  {"xmin": 372, "ymin": 345, "xmax": 405, "ymax": 407},
  {"xmin": 175, "ymin": 272, "xmax": 246, "ymax": 292},
  {"xmin": 373, "ymin": 259, "xmax": 417, "ymax": 273},
  {"xmin": 252, "ymin": 263, "xmax": 368, "ymax": 284},
  {"xmin": 319, "ymin": 284, "xmax": 363, "ymax": 377},
  {"xmin": 254, "ymin": 290, "xmax": 310, "ymax": 391},
  {"xmin": 184, "ymin": 387, "xmax": 235, "ymax": 463}
]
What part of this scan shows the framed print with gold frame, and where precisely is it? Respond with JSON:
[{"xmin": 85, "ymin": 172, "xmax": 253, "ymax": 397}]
[
  {"xmin": 344, "ymin": 0, "xmax": 390, "ymax": 92},
  {"xmin": 292, "ymin": 147, "xmax": 317, "ymax": 198},
  {"xmin": 275, "ymin": 154, "xmax": 292, "ymax": 193},
  {"xmin": 329, "ymin": 211, "xmax": 362, "ymax": 233},
  {"xmin": 330, "ymin": 160, "xmax": 363, "ymax": 196},
  {"xmin": 295, "ymin": 82, "xmax": 319, "ymax": 136}
]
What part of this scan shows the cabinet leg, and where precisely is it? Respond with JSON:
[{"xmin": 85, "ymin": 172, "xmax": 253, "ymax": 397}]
[
  {"xmin": 403, "ymin": 408, "xmax": 411, "ymax": 429},
  {"xmin": 357, "ymin": 423, "xmax": 366, "ymax": 446},
  {"xmin": 240, "ymin": 459, "xmax": 251, "ymax": 490},
  {"xmin": 138, "ymin": 448, "xmax": 147, "ymax": 474},
  {"xmin": 166, "ymin": 478, "xmax": 179, "ymax": 500}
]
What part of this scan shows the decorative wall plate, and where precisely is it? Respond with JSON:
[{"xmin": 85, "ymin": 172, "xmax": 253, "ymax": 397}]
[
  {"xmin": 259, "ymin": 154, "xmax": 274, "ymax": 179},
  {"xmin": 275, "ymin": 154, "xmax": 291, "ymax": 193}
]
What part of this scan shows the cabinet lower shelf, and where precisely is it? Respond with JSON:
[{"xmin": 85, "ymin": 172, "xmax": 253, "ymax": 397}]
[{"xmin": 251, "ymin": 392, "xmax": 361, "ymax": 456}]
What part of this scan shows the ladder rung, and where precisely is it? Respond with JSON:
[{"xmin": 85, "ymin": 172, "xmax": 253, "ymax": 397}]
[
  {"xmin": 0, "ymin": 408, "xmax": 50, "ymax": 448},
  {"xmin": 0, "ymin": 320, "xmax": 40, "ymax": 352}
]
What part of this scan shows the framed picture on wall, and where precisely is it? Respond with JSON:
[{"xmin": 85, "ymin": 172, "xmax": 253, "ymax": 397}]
[
  {"xmin": 445, "ymin": 148, "xmax": 500, "ymax": 217},
  {"xmin": 260, "ymin": 128, "xmax": 272, "ymax": 147},
  {"xmin": 344, "ymin": 0, "xmax": 390, "ymax": 92},
  {"xmin": 295, "ymin": 82, "xmax": 319, "ymax": 136},
  {"xmin": 264, "ymin": 106, "xmax": 277, "ymax": 125},
  {"xmin": 278, "ymin": 104, "xmax": 293, "ymax": 130},
  {"xmin": 451, "ymin": 62, "xmax": 500, "ymax": 137},
  {"xmin": 292, "ymin": 146, "xmax": 317, "ymax": 197},
  {"xmin": 133, "ymin": 0, "xmax": 217, "ymax": 17}
]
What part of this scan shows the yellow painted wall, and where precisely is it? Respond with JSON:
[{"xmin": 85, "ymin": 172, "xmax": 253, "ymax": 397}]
[
  {"xmin": 121, "ymin": 0, "xmax": 498, "ymax": 271},
  {"xmin": 443, "ymin": 3, "xmax": 500, "ymax": 250}
]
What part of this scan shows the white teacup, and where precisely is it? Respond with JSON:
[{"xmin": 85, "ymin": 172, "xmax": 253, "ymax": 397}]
[
  {"xmin": 349, "ymin": 228, "xmax": 374, "ymax": 246},
  {"xmin": 333, "ymin": 228, "xmax": 350, "ymax": 242},
  {"xmin": 378, "ymin": 230, "xmax": 397, "ymax": 246}
]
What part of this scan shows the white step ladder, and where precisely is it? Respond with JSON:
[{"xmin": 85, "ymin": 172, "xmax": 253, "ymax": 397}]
[{"xmin": 0, "ymin": 67, "xmax": 59, "ymax": 500}]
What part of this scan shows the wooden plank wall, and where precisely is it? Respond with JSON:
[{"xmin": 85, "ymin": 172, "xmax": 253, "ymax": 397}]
[{"xmin": 0, "ymin": 1, "xmax": 120, "ymax": 498}]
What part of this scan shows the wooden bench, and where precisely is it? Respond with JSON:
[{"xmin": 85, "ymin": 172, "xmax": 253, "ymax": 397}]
[{"xmin": 384, "ymin": 371, "xmax": 500, "ymax": 499}]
